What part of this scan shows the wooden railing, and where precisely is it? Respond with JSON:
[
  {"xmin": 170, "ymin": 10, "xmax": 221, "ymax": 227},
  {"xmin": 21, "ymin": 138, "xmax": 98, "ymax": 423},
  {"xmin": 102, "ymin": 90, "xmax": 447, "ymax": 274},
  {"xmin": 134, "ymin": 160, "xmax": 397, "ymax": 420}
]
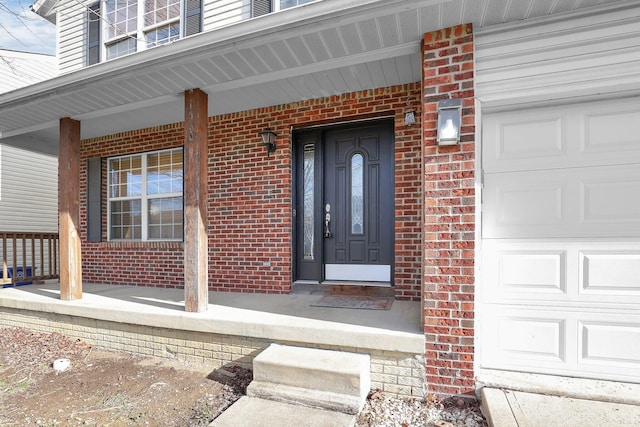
[{"xmin": 1, "ymin": 232, "xmax": 59, "ymax": 287}]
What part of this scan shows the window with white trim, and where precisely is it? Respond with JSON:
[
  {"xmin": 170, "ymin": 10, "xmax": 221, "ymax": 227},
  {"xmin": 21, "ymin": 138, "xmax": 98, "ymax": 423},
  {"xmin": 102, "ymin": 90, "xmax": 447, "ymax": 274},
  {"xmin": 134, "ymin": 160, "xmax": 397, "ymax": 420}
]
[
  {"xmin": 107, "ymin": 148, "xmax": 183, "ymax": 241},
  {"xmin": 86, "ymin": 0, "xmax": 315, "ymax": 65},
  {"xmin": 279, "ymin": 0, "xmax": 315, "ymax": 10},
  {"xmin": 103, "ymin": 0, "xmax": 182, "ymax": 60}
]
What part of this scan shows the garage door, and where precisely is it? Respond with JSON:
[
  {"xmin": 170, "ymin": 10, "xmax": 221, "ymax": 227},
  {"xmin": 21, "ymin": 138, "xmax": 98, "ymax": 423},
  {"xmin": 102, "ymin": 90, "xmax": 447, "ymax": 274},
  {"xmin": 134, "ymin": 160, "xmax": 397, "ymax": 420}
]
[{"xmin": 480, "ymin": 97, "xmax": 640, "ymax": 383}]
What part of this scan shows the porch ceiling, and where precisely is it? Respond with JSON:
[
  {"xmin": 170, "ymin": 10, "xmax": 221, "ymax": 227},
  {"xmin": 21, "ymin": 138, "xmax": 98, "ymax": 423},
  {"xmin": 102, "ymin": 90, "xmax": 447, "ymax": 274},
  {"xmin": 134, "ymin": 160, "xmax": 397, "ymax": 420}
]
[{"xmin": 0, "ymin": 0, "xmax": 627, "ymax": 155}]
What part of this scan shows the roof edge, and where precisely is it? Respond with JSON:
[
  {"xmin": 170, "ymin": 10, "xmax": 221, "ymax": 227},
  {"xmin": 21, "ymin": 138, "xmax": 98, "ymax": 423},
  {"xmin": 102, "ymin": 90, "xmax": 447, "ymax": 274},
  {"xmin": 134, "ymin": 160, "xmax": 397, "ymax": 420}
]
[
  {"xmin": 1, "ymin": 0, "xmax": 437, "ymax": 108},
  {"xmin": 30, "ymin": 0, "xmax": 57, "ymax": 24}
]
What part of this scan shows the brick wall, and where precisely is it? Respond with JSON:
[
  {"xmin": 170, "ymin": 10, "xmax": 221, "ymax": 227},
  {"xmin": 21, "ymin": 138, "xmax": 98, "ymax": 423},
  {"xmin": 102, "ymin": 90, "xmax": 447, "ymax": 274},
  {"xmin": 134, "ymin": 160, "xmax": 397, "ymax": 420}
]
[
  {"xmin": 79, "ymin": 83, "xmax": 423, "ymax": 300},
  {"xmin": 422, "ymin": 24, "xmax": 476, "ymax": 395},
  {"xmin": 81, "ymin": 124, "xmax": 185, "ymax": 288}
]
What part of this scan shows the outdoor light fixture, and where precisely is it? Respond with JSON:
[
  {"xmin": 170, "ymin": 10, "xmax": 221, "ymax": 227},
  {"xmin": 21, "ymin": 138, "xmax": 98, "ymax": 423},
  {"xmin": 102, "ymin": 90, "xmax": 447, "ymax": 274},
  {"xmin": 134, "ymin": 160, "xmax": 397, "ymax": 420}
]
[
  {"xmin": 404, "ymin": 110, "xmax": 416, "ymax": 126},
  {"xmin": 404, "ymin": 96, "xmax": 417, "ymax": 127},
  {"xmin": 437, "ymin": 98, "xmax": 462, "ymax": 146},
  {"xmin": 259, "ymin": 128, "xmax": 277, "ymax": 157}
]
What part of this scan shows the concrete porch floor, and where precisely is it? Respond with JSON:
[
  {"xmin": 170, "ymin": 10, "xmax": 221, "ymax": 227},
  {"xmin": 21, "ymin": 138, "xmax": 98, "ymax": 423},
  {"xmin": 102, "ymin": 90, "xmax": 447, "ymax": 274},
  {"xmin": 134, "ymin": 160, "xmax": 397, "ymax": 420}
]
[{"xmin": 0, "ymin": 282, "xmax": 424, "ymax": 355}]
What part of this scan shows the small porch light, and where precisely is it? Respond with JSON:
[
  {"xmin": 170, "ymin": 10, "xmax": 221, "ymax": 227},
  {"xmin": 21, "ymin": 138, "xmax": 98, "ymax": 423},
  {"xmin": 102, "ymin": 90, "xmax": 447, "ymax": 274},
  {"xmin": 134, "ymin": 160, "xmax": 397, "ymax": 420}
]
[
  {"xmin": 437, "ymin": 98, "xmax": 462, "ymax": 146},
  {"xmin": 404, "ymin": 95, "xmax": 417, "ymax": 127},
  {"xmin": 259, "ymin": 128, "xmax": 277, "ymax": 157},
  {"xmin": 404, "ymin": 110, "xmax": 416, "ymax": 126}
]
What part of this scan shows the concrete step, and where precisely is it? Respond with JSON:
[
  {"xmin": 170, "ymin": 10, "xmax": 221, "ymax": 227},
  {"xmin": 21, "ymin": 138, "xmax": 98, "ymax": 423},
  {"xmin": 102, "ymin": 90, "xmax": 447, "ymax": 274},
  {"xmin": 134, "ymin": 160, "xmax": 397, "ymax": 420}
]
[
  {"xmin": 209, "ymin": 396, "xmax": 356, "ymax": 427},
  {"xmin": 246, "ymin": 343, "xmax": 371, "ymax": 415}
]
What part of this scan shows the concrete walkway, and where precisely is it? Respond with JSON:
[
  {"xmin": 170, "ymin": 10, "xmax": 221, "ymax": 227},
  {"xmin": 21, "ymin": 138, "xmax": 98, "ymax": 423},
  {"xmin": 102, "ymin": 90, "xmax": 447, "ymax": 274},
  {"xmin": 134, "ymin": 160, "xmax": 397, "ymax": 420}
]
[
  {"xmin": 214, "ymin": 387, "xmax": 640, "ymax": 427},
  {"xmin": 210, "ymin": 397, "xmax": 356, "ymax": 427},
  {"xmin": 482, "ymin": 388, "xmax": 640, "ymax": 427}
]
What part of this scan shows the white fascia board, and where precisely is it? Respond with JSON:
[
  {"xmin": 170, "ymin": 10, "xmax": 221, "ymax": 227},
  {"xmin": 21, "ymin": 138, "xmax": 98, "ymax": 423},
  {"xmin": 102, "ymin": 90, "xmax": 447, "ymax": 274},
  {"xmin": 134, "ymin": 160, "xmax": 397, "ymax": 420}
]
[
  {"xmin": 0, "ymin": 120, "xmax": 58, "ymax": 139},
  {"xmin": 475, "ymin": 0, "xmax": 640, "ymax": 39},
  {"xmin": 30, "ymin": 0, "xmax": 57, "ymax": 24}
]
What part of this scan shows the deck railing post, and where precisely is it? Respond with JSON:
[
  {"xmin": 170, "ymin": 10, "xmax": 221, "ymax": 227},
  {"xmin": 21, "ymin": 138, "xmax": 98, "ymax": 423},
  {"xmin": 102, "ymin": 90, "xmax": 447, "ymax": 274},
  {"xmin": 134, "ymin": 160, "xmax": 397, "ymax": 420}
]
[{"xmin": 0, "ymin": 232, "xmax": 60, "ymax": 285}]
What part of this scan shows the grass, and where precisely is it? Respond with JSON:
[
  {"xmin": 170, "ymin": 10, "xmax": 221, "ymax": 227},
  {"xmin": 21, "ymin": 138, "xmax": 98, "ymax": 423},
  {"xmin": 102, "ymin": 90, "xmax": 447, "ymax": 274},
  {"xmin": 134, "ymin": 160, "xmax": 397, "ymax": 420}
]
[
  {"xmin": 0, "ymin": 376, "xmax": 32, "ymax": 395},
  {"xmin": 100, "ymin": 392, "xmax": 130, "ymax": 409}
]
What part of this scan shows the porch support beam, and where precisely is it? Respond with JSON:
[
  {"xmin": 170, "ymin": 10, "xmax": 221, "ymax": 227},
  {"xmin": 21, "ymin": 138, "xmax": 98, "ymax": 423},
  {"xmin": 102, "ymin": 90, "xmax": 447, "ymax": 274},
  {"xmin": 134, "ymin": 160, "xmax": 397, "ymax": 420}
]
[
  {"xmin": 184, "ymin": 88, "xmax": 209, "ymax": 313},
  {"xmin": 59, "ymin": 117, "xmax": 82, "ymax": 300}
]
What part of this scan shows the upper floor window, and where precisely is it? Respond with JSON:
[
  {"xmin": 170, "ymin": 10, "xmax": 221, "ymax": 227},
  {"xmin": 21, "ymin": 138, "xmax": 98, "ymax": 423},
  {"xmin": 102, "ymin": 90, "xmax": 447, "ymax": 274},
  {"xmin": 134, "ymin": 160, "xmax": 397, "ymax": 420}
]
[
  {"xmin": 104, "ymin": 0, "xmax": 181, "ymax": 60},
  {"xmin": 279, "ymin": 0, "xmax": 315, "ymax": 9},
  {"xmin": 87, "ymin": 0, "xmax": 202, "ymax": 65},
  {"xmin": 251, "ymin": 0, "xmax": 316, "ymax": 17}
]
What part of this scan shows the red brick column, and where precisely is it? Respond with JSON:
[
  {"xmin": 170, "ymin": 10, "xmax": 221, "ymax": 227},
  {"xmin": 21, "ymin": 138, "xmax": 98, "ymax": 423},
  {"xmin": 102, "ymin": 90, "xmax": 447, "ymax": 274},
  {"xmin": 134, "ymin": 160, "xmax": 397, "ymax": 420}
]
[{"xmin": 422, "ymin": 24, "xmax": 476, "ymax": 395}]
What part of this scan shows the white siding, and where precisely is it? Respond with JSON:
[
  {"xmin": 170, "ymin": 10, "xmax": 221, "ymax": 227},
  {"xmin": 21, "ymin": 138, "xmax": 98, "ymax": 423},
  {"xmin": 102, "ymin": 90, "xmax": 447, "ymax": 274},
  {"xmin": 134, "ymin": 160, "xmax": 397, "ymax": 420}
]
[
  {"xmin": 0, "ymin": 145, "xmax": 59, "ymax": 279},
  {"xmin": 57, "ymin": 1, "xmax": 87, "ymax": 73},
  {"xmin": 202, "ymin": 0, "xmax": 252, "ymax": 30},
  {"xmin": 0, "ymin": 50, "xmax": 57, "ymax": 93},
  {"xmin": 0, "ymin": 145, "xmax": 58, "ymax": 232},
  {"xmin": 475, "ymin": 2, "xmax": 640, "ymax": 109}
]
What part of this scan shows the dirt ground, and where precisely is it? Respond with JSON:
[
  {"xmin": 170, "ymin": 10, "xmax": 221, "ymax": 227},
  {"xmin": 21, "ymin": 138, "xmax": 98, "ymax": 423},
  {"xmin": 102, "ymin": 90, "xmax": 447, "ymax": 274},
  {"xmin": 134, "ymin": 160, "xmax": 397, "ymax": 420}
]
[{"xmin": 0, "ymin": 328, "xmax": 251, "ymax": 426}]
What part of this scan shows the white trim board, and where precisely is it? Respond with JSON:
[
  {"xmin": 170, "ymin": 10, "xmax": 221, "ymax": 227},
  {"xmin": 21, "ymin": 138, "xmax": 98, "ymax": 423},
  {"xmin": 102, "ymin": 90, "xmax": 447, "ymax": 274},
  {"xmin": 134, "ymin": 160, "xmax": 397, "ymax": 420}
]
[{"xmin": 325, "ymin": 264, "xmax": 391, "ymax": 282}]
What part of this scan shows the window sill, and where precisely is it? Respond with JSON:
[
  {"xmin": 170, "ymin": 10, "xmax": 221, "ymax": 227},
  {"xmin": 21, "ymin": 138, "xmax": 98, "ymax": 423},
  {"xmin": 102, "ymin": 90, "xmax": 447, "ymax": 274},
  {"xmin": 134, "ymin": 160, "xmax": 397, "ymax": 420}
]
[{"xmin": 95, "ymin": 241, "xmax": 184, "ymax": 249}]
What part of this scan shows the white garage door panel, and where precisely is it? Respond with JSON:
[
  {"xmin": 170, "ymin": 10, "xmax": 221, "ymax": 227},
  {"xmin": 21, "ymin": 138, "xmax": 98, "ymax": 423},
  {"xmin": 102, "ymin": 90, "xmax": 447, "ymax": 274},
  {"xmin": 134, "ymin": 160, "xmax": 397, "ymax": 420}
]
[
  {"xmin": 584, "ymin": 107, "xmax": 640, "ymax": 153},
  {"xmin": 483, "ymin": 241, "xmax": 640, "ymax": 305},
  {"xmin": 483, "ymin": 164, "xmax": 640, "ymax": 238},
  {"xmin": 483, "ymin": 173, "xmax": 565, "ymax": 237},
  {"xmin": 496, "ymin": 115, "xmax": 565, "ymax": 161},
  {"xmin": 483, "ymin": 98, "xmax": 640, "ymax": 174},
  {"xmin": 483, "ymin": 112, "xmax": 566, "ymax": 171},
  {"xmin": 580, "ymin": 322, "xmax": 640, "ymax": 368},
  {"xmin": 484, "ymin": 244, "xmax": 567, "ymax": 299},
  {"xmin": 482, "ymin": 310, "xmax": 568, "ymax": 371},
  {"xmin": 581, "ymin": 252, "xmax": 640, "ymax": 295},
  {"xmin": 499, "ymin": 318, "xmax": 566, "ymax": 362},
  {"xmin": 582, "ymin": 176, "xmax": 640, "ymax": 225},
  {"xmin": 500, "ymin": 251, "xmax": 565, "ymax": 293},
  {"xmin": 482, "ymin": 308, "xmax": 640, "ymax": 382}
]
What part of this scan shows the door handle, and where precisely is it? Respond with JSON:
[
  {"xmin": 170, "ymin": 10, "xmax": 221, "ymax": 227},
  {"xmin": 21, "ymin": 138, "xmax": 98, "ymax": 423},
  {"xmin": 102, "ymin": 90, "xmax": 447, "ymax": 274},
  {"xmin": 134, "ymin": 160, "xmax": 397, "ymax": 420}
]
[
  {"xmin": 324, "ymin": 212, "xmax": 332, "ymax": 238},
  {"xmin": 324, "ymin": 204, "xmax": 332, "ymax": 238}
]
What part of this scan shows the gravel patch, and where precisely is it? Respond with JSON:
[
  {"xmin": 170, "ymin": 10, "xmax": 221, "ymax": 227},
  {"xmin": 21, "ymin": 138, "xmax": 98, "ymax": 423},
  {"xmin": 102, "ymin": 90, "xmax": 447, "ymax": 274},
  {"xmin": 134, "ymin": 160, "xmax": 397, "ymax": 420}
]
[{"xmin": 357, "ymin": 390, "xmax": 487, "ymax": 427}]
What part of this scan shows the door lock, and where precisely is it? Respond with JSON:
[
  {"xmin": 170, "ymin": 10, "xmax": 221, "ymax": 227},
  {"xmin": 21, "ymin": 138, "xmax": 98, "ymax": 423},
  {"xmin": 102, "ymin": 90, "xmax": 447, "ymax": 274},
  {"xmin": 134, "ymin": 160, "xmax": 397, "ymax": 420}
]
[{"xmin": 324, "ymin": 203, "xmax": 332, "ymax": 238}]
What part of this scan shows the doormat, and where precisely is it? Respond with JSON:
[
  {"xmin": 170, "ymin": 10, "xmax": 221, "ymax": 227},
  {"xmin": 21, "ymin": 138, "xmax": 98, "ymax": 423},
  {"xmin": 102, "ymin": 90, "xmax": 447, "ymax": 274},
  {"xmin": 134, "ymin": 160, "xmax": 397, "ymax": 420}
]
[{"xmin": 310, "ymin": 295, "xmax": 393, "ymax": 310}]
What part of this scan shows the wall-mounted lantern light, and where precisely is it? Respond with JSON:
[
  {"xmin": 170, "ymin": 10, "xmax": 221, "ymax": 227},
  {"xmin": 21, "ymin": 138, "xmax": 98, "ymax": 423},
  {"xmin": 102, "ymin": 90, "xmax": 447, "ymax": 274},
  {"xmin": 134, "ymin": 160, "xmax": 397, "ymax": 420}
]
[
  {"xmin": 404, "ymin": 96, "xmax": 417, "ymax": 127},
  {"xmin": 437, "ymin": 98, "xmax": 462, "ymax": 146},
  {"xmin": 404, "ymin": 110, "xmax": 416, "ymax": 126},
  {"xmin": 259, "ymin": 128, "xmax": 277, "ymax": 157}
]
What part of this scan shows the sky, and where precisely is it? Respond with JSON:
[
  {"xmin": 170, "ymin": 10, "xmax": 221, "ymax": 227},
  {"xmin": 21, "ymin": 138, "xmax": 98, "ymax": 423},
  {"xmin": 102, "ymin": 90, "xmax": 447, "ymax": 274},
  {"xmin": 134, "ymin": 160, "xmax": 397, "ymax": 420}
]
[{"xmin": 0, "ymin": 0, "xmax": 56, "ymax": 55}]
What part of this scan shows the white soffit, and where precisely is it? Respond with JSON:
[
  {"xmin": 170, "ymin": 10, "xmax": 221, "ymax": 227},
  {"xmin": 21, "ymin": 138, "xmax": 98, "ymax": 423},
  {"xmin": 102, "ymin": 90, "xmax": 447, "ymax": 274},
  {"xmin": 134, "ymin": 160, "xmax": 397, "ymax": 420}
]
[{"xmin": 0, "ymin": 0, "xmax": 632, "ymax": 146}]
